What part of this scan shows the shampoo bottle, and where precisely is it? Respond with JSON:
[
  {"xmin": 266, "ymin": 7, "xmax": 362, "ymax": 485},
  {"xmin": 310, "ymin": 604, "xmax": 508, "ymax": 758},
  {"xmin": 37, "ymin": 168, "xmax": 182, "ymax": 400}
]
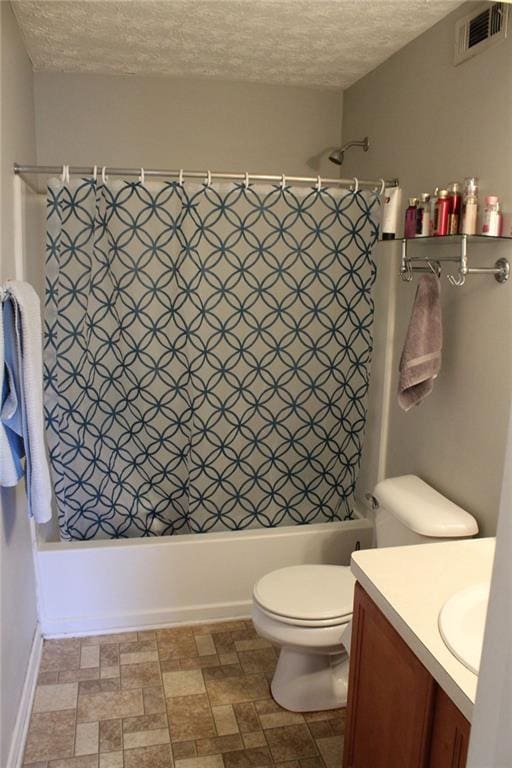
[
  {"xmin": 434, "ymin": 190, "xmax": 450, "ymax": 236},
  {"xmin": 417, "ymin": 194, "xmax": 431, "ymax": 237},
  {"xmin": 404, "ymin": 198, "xmax": 418, "ymax": 239},
  {"xmin": 447, "ymin": 182, "xmax": 462, "ymax": 234},
  {"xmin": 430, "ymin": 187, "xmax": 439, "ymax": 235}
]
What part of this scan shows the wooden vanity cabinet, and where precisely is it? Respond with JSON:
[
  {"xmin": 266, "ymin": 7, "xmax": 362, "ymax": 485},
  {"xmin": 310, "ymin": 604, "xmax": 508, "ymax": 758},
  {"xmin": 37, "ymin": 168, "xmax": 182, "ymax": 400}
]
[
  {"xmin": 343, "ymin": 583, "xmax": 471, "ymax": 768},
  {"xmin": 428, "ymin": 687, "xmax": 470, "ymax": 768}
]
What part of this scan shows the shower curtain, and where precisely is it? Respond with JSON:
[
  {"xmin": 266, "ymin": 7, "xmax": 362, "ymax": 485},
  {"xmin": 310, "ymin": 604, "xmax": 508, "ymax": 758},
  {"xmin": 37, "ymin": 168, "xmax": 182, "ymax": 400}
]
[{"xmin": 44, "ymin": 177, "xmax": 379, "ymax": 540}]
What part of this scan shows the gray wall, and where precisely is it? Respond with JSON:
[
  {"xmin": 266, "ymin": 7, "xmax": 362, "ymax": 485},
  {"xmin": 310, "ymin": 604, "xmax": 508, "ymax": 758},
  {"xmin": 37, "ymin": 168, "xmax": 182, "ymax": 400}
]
[
  {"xmin": 31, "ymin": 70, "xmax": 343, "ymax": 544},
  {"xmin": 34, "ymin": 72, "xmax": 342, "ymax": 176},
  {"xmin": 0, "ymin": 3, "xmax": 39, "ymax": 764},
  {"xmin": 344, "ymin": 2, "xmax": 512, "ymax": 536},
  {"xmin": 30, "ymin": 6, "xmax": 511, "ymax": 540}
]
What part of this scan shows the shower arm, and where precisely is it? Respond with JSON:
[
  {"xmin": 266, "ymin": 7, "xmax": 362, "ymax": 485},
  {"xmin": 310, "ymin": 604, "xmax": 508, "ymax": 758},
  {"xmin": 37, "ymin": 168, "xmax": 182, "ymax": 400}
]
[{"xmin": 342, "ymin": 137, "xmax": 370, "ymax": 154}]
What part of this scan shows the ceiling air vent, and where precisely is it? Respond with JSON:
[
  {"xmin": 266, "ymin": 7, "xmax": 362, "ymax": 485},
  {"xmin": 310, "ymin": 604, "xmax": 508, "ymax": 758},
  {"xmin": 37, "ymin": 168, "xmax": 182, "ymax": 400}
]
[{"xmin": 454, "ymin": 2, "xmax": 508, "ymax": 65}]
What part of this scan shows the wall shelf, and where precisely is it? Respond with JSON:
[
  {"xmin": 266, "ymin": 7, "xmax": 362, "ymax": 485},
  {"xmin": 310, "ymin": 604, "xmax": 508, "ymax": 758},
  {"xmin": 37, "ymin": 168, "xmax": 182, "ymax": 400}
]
[{"xmin": 382, "ymin": 234, "xmax": 510, "ymax": 287}]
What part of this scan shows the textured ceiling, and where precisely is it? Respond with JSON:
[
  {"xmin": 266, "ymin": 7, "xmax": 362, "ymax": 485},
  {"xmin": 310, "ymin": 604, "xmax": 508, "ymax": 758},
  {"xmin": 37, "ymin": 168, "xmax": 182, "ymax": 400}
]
[{"xmin": 12, "ymin": 0, "xmax": 463, "ymax": 89}]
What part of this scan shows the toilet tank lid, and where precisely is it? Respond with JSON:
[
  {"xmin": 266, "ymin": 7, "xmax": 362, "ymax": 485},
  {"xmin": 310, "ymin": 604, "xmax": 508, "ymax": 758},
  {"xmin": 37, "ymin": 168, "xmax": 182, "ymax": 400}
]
[{"xmin": 373, "ymin": 475, "xmax": 479, "ymax": 538}]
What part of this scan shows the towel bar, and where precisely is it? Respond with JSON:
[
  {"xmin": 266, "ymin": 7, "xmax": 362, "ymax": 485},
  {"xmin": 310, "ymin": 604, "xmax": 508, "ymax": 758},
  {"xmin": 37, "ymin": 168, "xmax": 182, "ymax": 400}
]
[{"xmin": 398, "ymin": 235, "xmax": 510, "ymax": 287}]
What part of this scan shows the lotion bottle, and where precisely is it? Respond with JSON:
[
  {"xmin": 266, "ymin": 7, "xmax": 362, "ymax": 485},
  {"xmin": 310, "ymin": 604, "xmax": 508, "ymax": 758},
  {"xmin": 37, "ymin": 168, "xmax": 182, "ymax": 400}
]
[
  {"xmin": 461, "ymin": 177, "xmax": 478, "ymax": 235},
  {"xmin": 380, "ymin": 186, "xmax": 402, "ymax": 240},
  {"xmin": 481, "ymin": 196, "xmax": 503, "ymax": 237}
]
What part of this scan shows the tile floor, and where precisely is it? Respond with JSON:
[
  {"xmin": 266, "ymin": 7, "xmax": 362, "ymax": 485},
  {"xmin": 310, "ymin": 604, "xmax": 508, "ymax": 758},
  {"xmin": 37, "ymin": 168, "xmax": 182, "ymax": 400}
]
[{"xmin": 23, "ymin": 620, "xmax": 345, "ymax": 768}]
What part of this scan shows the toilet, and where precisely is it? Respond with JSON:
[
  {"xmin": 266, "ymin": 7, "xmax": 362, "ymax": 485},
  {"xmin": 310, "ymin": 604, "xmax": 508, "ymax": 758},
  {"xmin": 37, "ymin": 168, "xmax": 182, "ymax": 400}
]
[{"xmin": 252, "ymin": 475, "xmax": 479, "ymax": 712}]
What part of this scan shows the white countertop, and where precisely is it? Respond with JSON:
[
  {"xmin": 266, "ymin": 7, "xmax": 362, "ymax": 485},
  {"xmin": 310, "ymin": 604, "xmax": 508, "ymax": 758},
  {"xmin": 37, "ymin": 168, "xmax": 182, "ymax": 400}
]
[{"xmin": 351, "ymin": 537, "xmax": 495, "ymax": 722}]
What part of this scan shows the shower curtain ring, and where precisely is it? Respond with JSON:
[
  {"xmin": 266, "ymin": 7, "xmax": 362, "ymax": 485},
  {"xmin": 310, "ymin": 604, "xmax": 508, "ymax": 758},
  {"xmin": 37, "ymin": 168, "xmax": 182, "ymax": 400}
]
[
  {"xmin": 101, "ymin": 166, "xmax": 108, "ymax": 185},
  {"xmin": 206, "ymin": 170, "xmax": 212, "ymax": 187},
  {"xmin": 379, "ymin": 178, "xmax": 386, "ymax": 195},
  {"xmin": 244, "ymin": 172, "xmax": 250, "ymax": 189},
  {"xmin": 281, "ymin": 174, "xmax": 286, "ymax": 190},
  {"xmin": 61, "ymin": 164, "xmax": 70, "ymax": 184},
  {"xmin": 139, "ymin": 168, "xmax": 145, "ymax": 185},
  {"xmin": 178, "ymin": 169, "xmax": 184, "ymax": 186},
  {"xmin": 92, "ymin": 165, "xmax": 98, "ymax": 182},
  {"xmin": 316, "ymin": 176, "xmax": 322, "ymax": 192},
  {"xmin": 353, "ymin": 177, "xmax": 359, "ymax": 193}
]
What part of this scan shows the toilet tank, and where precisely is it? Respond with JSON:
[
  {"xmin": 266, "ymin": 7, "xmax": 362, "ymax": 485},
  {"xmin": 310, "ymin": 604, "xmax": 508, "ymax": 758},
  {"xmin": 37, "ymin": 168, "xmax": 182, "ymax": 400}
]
[{"xmin": 373, "ymin": 475, "xmax": 478, "ymax": 548}]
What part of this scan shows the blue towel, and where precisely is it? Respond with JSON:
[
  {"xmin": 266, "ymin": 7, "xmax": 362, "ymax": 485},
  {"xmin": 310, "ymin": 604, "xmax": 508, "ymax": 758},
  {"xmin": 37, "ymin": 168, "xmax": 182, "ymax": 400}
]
[
  {"xmin": 0, "ymin": 282, "xmax": 52, "ymax": 523},
  {"xmin": 1, "ymin": 297, "xmax": 25, "ymax": 481}
]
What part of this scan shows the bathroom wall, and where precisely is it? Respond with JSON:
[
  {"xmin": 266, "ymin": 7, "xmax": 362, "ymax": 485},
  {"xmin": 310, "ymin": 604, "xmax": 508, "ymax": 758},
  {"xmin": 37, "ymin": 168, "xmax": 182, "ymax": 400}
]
[
  {"xmin": 344, "ymin": 2, "xmax": 512, "ymax": 536},
  {"xmin": 30, "ymin": 71, "xmax": 342, "ymax": 544},
  {"xmin": 0, "ymin": 3, "xmax": 40, "ymax": 764},
  {"xmin": 33, "ymin": 72, "xmax": 342, "ymax": 176}
]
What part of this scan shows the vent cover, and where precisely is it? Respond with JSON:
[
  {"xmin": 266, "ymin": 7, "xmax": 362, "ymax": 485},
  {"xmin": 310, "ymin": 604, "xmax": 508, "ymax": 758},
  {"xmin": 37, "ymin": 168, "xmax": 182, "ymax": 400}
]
[{"xmin": 454, "ymin": 2, "xmax": 508, "ymax": 65}]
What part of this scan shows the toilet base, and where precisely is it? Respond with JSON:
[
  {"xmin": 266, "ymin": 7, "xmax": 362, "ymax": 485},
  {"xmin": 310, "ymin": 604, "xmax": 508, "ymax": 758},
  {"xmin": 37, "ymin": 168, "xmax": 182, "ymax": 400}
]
[{"xmin": 270, "ymin": 646, "xmax": 349, "ymax": 712}]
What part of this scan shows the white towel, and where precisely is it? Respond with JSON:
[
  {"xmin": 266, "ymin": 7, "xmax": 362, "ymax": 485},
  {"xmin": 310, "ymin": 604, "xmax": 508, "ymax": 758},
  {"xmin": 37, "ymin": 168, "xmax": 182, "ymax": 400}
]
[{"xmin": 3, "ymin": 281, "xmax": 52, "ymax": 523}]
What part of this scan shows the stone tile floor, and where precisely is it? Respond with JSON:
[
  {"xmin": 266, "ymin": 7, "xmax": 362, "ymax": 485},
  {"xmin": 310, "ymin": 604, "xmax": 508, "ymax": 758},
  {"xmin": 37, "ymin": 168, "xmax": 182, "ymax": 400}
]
[{"xmin": 22, "ymin": 620, "xmax": 345, "ymax": 768}]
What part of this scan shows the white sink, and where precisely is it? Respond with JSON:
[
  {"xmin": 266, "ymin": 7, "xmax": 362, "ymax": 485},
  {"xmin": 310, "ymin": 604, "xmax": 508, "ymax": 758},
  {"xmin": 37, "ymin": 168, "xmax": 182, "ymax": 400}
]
[{"xmin": 438, "ymin": 582, "xmax": 490, "ymax": 675}]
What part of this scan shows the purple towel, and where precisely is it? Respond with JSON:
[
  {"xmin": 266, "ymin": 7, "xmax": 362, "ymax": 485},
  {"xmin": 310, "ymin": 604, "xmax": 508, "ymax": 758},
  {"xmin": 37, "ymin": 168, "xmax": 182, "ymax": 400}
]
[{"xmin": 398, "ymin": 274, "xmax": 442, "ymax": 412}]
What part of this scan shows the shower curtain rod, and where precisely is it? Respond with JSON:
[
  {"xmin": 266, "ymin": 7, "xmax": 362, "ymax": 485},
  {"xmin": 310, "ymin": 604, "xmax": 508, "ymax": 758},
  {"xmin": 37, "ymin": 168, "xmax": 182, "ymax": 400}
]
[{"xmin": 13, "ymin": 163, "xmax": 399, "ymax": 191}]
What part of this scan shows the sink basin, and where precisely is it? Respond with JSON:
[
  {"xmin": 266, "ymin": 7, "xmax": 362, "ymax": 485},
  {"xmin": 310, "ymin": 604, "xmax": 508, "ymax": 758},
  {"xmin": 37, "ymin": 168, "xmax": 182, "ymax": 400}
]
[{"xmin": 438, "ymin": 582, "xmax": 490, "ymax": 674}]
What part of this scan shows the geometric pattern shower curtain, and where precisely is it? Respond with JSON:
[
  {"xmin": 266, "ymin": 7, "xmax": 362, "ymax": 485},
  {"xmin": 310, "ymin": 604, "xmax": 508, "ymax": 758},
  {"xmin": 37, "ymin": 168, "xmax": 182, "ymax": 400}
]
[{"xmin": 44, "ymin": 178, "xmax": 380, "ymax": 540}]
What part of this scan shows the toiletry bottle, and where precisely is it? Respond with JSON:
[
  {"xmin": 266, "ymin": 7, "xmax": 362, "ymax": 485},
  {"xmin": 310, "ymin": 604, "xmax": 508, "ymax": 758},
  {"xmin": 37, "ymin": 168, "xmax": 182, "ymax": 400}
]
[
  {"xmin": 501, "ymin": 212, "xmax": 512, "ymax": 238},
  {"xmin": 417, "ymin": 193, "xmax": 431, "ymax": 237},
  {"xmin": 461, "ymin": 177, "xmax": 479, "ymax": 235},
  {"xmin": 404, "ymin": 197, "xmax": 418, "ymax": 238},
  {"xmin": 447, "ymin": 182, "xmax": 462, "ymax": 234},
  {"xmin": 430, "ymin": 187, "xmax": 439, "ymax": 235},
  {"xmin": 381, "ymin": 186, "xmax": 402, "ymax": 240},
  {"xmin": 434, "ymin": 190, "xmax": 450, "ymax": 236},
  {"xmin": 481, "ymin": 196, "xmax": 503, "ymax": 236}
]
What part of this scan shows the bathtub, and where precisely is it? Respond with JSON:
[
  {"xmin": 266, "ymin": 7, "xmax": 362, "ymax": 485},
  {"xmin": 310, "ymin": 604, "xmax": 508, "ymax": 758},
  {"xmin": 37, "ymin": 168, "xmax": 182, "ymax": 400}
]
[
  {"xmin": 34, "ymin": 515, "xmax": 373, "ymax": 637},
  {"xmin": 16, "ymin": 181, "xmax": 375, "ymax": 638}
]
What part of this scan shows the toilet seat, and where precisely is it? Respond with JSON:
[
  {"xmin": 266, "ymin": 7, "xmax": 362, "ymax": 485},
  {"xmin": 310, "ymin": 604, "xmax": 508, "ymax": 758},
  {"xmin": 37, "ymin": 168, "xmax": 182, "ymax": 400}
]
[
  {"xmin": 254, "ymin": 603, "xmax": 352, "ymax": 628},
  {"xmin": 253, "ymin": 565, "xmax": 355, "ymax": 628}
]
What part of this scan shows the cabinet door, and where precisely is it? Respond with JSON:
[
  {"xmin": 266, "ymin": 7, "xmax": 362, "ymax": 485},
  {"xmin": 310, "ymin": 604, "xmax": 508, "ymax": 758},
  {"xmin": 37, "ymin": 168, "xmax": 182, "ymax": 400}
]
[
  {"xmin": 428, "ymin": 687, "xmax": 470, "ymax": 768},
  {"xmin": 343, "ymin": 584, "xmax": 436, "ymax": 768}
]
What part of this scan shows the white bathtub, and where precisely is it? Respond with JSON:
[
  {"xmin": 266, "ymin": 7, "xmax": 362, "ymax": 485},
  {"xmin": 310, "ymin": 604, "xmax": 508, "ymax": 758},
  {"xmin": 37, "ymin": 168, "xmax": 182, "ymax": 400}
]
[{"xmin": 34, "ymin": 516, "xmax": 373, "ymax": 637}]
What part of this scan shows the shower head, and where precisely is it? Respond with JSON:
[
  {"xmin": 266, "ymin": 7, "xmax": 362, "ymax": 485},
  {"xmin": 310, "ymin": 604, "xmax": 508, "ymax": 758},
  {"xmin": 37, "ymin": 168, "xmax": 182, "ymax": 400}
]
[
  {"xmin": 328, "ymin": 137, "xmax": 369, "ymax": 166},
  {"xmin": 328, "ymin": 149, "xmax": 344, "ymax": 166}
]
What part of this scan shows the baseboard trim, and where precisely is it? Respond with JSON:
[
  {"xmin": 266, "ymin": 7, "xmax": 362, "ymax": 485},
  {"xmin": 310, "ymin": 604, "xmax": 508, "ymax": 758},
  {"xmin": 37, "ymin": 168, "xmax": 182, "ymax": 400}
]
[
  {"xmin": 7, "ymin": 626, "xmax": 43, "ymax": 768},
  {"xmin": 41, "ymin": 600, "xmax": 253, "ymax": 638}
]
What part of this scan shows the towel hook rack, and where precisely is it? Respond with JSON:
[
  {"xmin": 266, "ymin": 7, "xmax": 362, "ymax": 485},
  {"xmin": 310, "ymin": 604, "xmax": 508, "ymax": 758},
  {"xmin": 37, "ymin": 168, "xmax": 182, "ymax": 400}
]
[
  {"xmin": 399, "ymin": 255, "xmax": 413, "ymax": 282},
  {"xmin": 427, "ymin": 260, "xmax": 442, "ymax": 278},
  {"xmin": 447, "ymin": 271, "xmax": 466, "ymax": 287},
  {"xmin": 399, "ymin": 235, "xmax": 510, "ymax": 286}
]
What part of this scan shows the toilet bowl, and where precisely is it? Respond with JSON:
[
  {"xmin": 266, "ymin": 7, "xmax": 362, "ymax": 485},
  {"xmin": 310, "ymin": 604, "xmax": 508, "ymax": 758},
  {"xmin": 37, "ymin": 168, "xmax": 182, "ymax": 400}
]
[
  {"xmin": 252, "ymin": 475, "xmax": 479, "ymax": 712},
  {"xmin": 252, "ymin": 564, "xmax": 355, "ymax": 711}
]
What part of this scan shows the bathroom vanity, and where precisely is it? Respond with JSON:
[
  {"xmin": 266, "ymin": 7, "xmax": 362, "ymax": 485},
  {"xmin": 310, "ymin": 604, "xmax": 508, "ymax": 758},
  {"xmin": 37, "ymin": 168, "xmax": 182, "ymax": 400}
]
[
  {"xmin": 343, "ymin": 538, "xmax": 495, "ymax": 768},
  {"xmin": 343, "ymin": 583, "xmax": 470, "ymax": 767}
]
